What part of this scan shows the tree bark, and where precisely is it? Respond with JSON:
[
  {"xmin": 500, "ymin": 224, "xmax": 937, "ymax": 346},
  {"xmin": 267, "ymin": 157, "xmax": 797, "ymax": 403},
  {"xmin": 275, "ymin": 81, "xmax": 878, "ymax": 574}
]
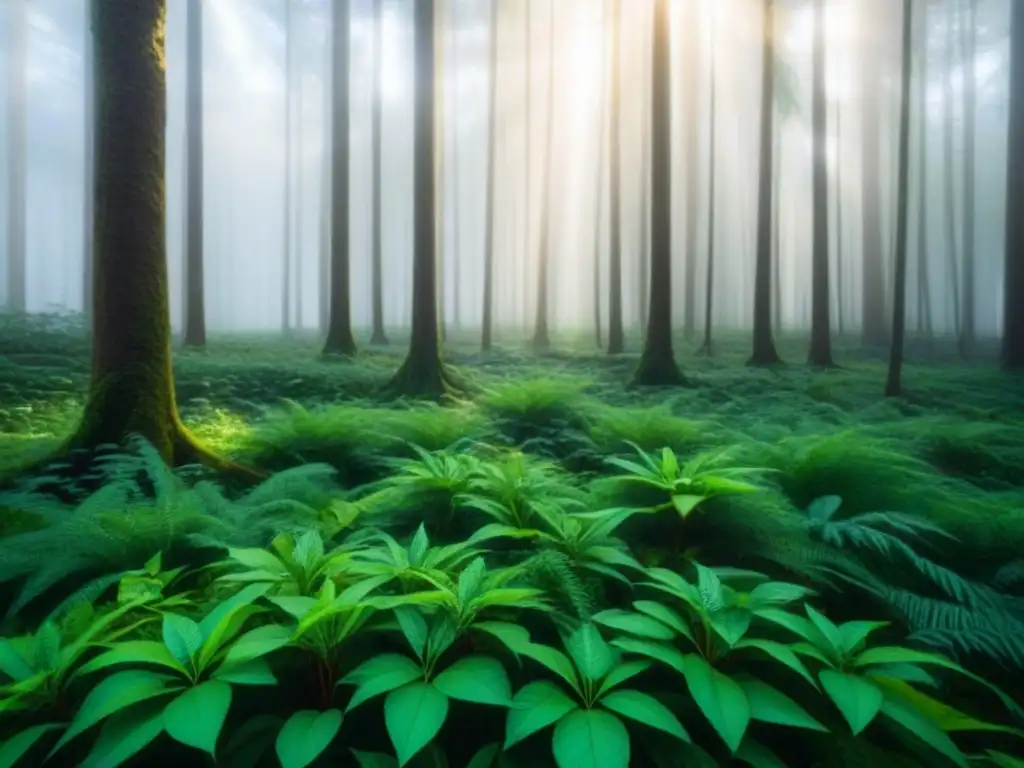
[
  {"xmin": 958, "ymin": 0, "xmax": 977, "ymax": 357},
  {"xmin": 861, "ymin": 0, "xmax": 888, "ymax": 346},
  {"xmin": 885, "ymin": 0, "xmax": 914, "ymax": 397},
  {"xmin": 370, "ymin": 0, "xmax": 388, "ymax": 345},
  {"xmin": 1003, "ymin": 0, "xmax": 1024, "ymax": 369},
  {"xmin": 481, "ymin": 0, "xmax": 499, "ymax": 352},
  {"xmin": 633, "ymin": 0, "xmax": 685, "ymax": 387},
  {"xmin": 531, "ymin": 0, "xmax": 556, "ymax": 350},
  {"xmin": 808, "ymin": 0, "xmax": 834, "ymax": 366},
  {"xmin": 915, "ymin": 7, "xmax": 933, "ymax": 338},
  {"xmin": 606, "ymin": 0, "xmax": 625, "ymax": 354},
  {"xmin": 183, "ymin": 0, "xmax": 206, "ymax": 347},
  {"xmin": 697, "ymin": 15, "xmax": 717, "ymax": 358},
  {"xmin": 83, "ymin": 0, "xmax": 95, "ymax": 318},
  {"xmin": 749, "ymin": 0, "xmax": 782, "ymax": 366},
  {"xmin": 590, "ymin": 0, "xmax": 608, "ymax": 351},
  {"xmin": 282, "ymin": 0, "xmax": 293, "ymax": 334},
  {"xmin": 6, "ymin": 0, "xmax": 27, "ymax": 313},
  {"xmin": 942, "ymin": 0, "xmax": 962, "ymax": 337},
  {"xmin": 322, "ymin": 0, "xmax": 357, "ymax": 356},
  {"xmin": 682, "ymin": 0, "xmax": 700, "ymax": 341}
]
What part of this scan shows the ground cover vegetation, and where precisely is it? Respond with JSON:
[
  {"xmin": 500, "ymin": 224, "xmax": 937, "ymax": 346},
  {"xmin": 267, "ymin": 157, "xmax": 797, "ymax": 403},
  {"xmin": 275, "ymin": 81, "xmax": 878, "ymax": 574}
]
[{"xmin": 0, "ymin": 313, "xmax": 1023, "ymax": 767}]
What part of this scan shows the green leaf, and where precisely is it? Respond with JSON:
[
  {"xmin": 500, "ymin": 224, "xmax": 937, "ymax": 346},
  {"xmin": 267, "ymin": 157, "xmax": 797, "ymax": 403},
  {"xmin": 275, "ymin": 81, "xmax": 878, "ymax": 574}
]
[
  {"xmin": 162, "ymin": 614, "xmax": 204, "ymax": 667},
  {"xmin": 707, "ymin": 608, "xmax": 752, "ymax": 648},
  {"xmin": 218, "ymin": 623, "xmax": 293, "ymax": 668},
  {"xmin": 351, "ymin": 749, "xmax": 400, "ymax": 768},
  {"xmin": 197, "ymin": 583, "xmax": 270, "ymax": 659},
  {"xmin": 0, "ymin": 639, "xmax": 34, "ymax": 682},
  {"xmin": 819, "ymin": 670, "xmax": 883, "ymax": 735},
  {"xmin": 505, "ymin": 681, "xmax": 579, "ymax": 749},
  {"xmin": 748, "ymin": 581, "xmax": 814, "ymax": 607},
  {"xmin": 671, "ymin": 494, "xmax": 705, "ymax": 518},
  {"xmin": 517, "ymin": 643, "xmax": 580, "ymax": 691},
  {"xmin": 736, "ymin": 678, "xmax": 827, "ymax": 731},
  {"xmin": 220, "ymin": 714, "xmax": 283, "ymax": 767},
  {"xmin": 837, "ymin": 621, "xmax": 888, "ymax": 655},
  {"xmin": 564, "ymin": 624, "xmax": 615, "ymax": 682},
  {"xmin": 227, "ymin": 547, "xmax": 288, "ymax": 574},
  {"xmin": 394, "ymin": 607, "xmax": 430, "ymax": 660},
  {"xmin": 803, "ymin": 605, "xmax": 844, "ymax": 657},
  {"xmin": 680, "ymin": 654, "xmax": 749, "ymax": 753},
  {"xmin": 54, "ymin": 670, "xmax": 177, "ymax": 753},
  {"xmin": 408, "ymin": 525, "xmax": 430, "ymax": 567},
  {"xmin": 275, "ymin": 709, "xmax": 343, "ymax": 768},
  {"xmin": 592, "ymin": 610, "xmax": 676, "ymax": 641},
  {"xmin": 472, "ymin": 621, "xmax": 533, "ymax": 657},
  {"xmin": 600, "ymin": 689, "xmax": 690, "ymax": 742},
  {"xmin": 76, "ymin": 640, "xmax": 189, "ymax": 678},
  {"xmin": 880, "ymin": 693, "xmax": 968, "ymax": 768},
  {"xmin": 597, "ymin": 660, "xmax": 651, "ymax": 698},
  {"xmin": 871, "ymin": 675, "xmax": 1024, "ymax": 738},
  {"xmin": 753, "ymin": 608, "xmax": 819, "ymax": 646},
  {"xmin": 610, "ymin": 638, "xmax": 689, "ymax": 676},
  {"xmin": 552, "ymin": 708, "xmax": 630, "ymax": 768},
  {"xmin": 734, "ymin": 737, "xmax": 788, "ymax": 768},
  {"xmin": 632, "ymin": 601, "xmax": 693, "ymax": 641},
  {"xmin": 163, "ymin": 680, "xmax": 232, "ymax": 755},
  {"xmin": 343, "ymin": 654, "xmax": 424, "ymax": 712},
  {"xmin": 0, "ymin": 723, "xmax": 63, "ymax": 768},
  {"xmin": 986, "ymin": 751, "xmax": 1024, "ymax": 768},
  {"xmin": 385, "ymin": 681, "xmax": 449, "ymax": 767},
  {"xmin": 79, "ymin": 700, "xmax": 166, "ymax": 768},
  {"xmin": 212, "ymin": 657, "xmax": 277, "ymax": 686},
  {"xmin": 733, "ymin": 638, "xmax": 818, "ymax": 690},
  {"xmin": 432, "ymin": 656, "xmax": 511, "ymax": 706}
]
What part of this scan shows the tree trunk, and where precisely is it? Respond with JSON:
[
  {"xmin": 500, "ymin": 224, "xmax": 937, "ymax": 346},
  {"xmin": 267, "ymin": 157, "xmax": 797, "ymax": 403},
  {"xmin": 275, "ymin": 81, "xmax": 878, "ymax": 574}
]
[
  {"xmin": 1004, "ymin": 0, "xmax": 1024, "ymax": 369},
  {"xmin": 606, "ymin": 0, "xmax": 625, "ymax": 354},
  {"xmin": 295, "ymin": 30, "xmax": 305, "ymax": 331},
  {"xmin": 481, "ymin": 0, "xmax": 499, "ymax": 352},
  {"xmin": 942, "ymin": 0, "xmax": 962, "ymax": 336},
  {"xmin": 322, "ymin": 0, "xmax": 357, "ymax": 356},
  {"xmin": 282, "ymin": 0, "xmax": 293, "ymax": 334},
  {"xmin": 591, "ymin": 0, "xmax": 608, "ymax": 351},
  {"xmin": 682, "ymin": 0, "xmax": 700, "ymax": 341},
  {"xmin": 835, "ymin": 100, "xmax": 845, "ymax": 336},
  {"xmin": 697, "ymin": 17, "xmax": 717, "ymax": 358},
  {"xmin": 388, "ymin": 0, "xmax": 461, "ymax": 398},
  {"xmin": 183, "ymin": 0, "xmax": 206, "ymax": 347},
  {"xmin": 637, "ymin": 14, "xmax": 650, "ymax": 331},
  {"xmin": 521, "ymin": 1, "xmax": 531, "ymax": 333},
  {"xmin": 808, "ymin": 0, "xmax": 834, "ymax": 367},
  {"xmin": 633, "ymin": 0, "xmax": 685, "ymax": 387},
  {"xmin": 749, "ymin": 0, "xmax": 782, "ymax": 366},
  {"xmin": 915, "ymin": 7, "xmax": 933, "ymax": 338},
  {"xmin": 531, "ymin": 0, "xmax": 556, "ymax": 350},
  {"xmin": 958, "ymin": 0, "xmax": 976, "ymax": 357},
  {"xmin": 6, "ymin": 0, "xmax": 27, "ymax": 313},
  {"xmin": 83, "ymin": 0, "xmax": 95, "ymax": 318},
  {"xmin": 370, "ymin": 0, "xmax": 388, "ymax": 345},
  {"xmin": 450, "ymin": 0, "xmax": 461, "ymax": 331},
  {"xmin": 861, "ymin": 0, "xmax": 888, "ymax": 346},
  {"xmin": 884, "ymin": 0, "xmax": 914, "ymax": 397},
  {"xmin": 772, "ymin": 117, "xmax": 782, "ymax": 333},
  {"xmin": 319, "ymin": 17, "xmax": 332, "ymax": 335}
]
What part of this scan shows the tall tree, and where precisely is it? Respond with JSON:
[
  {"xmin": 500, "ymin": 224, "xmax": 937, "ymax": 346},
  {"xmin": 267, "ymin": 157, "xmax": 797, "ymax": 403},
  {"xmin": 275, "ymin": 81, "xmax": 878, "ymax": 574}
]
[
  {"xmin": 370, "ymin": 0, "xmax": 388, "ymax": 345},
  {"xmin": 591, "ymin": 0, "xmax": 608, "ymax": 350},
  {"xmin": 319, "ymin": 18, "xmax": 332, "ymax": 335},
  {"xmin": 6, "ymin": 0, "xmax": 27, "ymax": 313},
  {"xmin": 749, "ymin": 0, "xmax": 782, "ymax": 366},
  {"xmin": 915, "ymin": 3, "xmax": 933, "ymax": 338},
  {"xmin": 450, "ymin": 0, "xmax": 462, "ymax": 330},
  {"xmin": 282, "ymin": 0, "xmax": 293, "ymax": 333},
  {"xmin": 634, "ymin": 0, "xmax": 685, "ymax": 386},
  {"xmin": 481, "ymin": 0, "xmax": 500, "ymax": 352},
  {"xmin": 388, "ymin": 0, "xmax": 461, "ymax": 397},
  {"xmin": 808, "ymin": 0, "xmax": 834, "ymax": 366},
  {"xmin": 697, "ymin": 10, "xmax": 718, "ymax": 358},
  {"xmin": 942, "ymin": 0, "xmax": 962, "ymax": 336},
  {"xmin": 83, "ymin": 0, "xmax": 95, "ymax": 317},
  {"xmin": 861, "ymin": 0, "xmax": 888, "ymax": 346},
  {"xmin": 322, "ymin": 0, "xmax": 357, "ymax": 355},
  {"xmin": 681, "ymin": 0, "xmax": 700, "ymax": 341},
  {"xmin": 958, "ymin": 0, "xmax": 977, "ymax": 357},
  {"xmin": 183, "ymin": 0, "xmax": 206, "ymax": 347},
  {"xmin": 885, "ymin": 0, "xmax": 914, "ymax": 397},
  {"xmin": 1004, "ymin": 0, "xmax": 1024, "ymax": 369},
  {"xmin": 531, "ymin": 0, "xmax": 556, "ymax": 349},
  {"xmin": 637, "ymin": 5, "xmax": 650, "ymax": 330},
  {"xmin": 835, "ymin": 100, "xmax": 846, "ymax": 335},
  {"xmin": 606, "ymin": 0, "xmax": 625, "ymax": 354}
]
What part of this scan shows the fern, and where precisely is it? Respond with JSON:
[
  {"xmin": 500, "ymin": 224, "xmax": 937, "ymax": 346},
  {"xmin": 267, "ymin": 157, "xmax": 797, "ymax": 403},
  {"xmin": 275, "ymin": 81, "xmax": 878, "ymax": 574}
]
[{"xmin": 518, "ymin": 549, "xmax": 597, "ymax": 621}]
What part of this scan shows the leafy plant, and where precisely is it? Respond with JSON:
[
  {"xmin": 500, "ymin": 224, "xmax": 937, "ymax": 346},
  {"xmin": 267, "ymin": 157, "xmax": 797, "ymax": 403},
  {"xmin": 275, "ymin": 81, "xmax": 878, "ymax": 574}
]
[{"xmin": 219, "ymin": 528, "xmax": 358, "ymax": 596}]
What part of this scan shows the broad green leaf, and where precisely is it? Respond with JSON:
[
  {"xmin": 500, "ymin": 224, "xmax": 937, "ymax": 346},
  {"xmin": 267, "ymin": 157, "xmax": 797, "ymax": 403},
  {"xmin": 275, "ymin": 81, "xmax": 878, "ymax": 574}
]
[
  {"xmin": 564, "ymin": 624, "xmax": 615, "ymax": 682},
  {"xmin": 600, "ymin": 689, "xmax": 690, "ymax": 742},
  {"xmin": 385, "ymin": 681, "xmax": 449, "ymax": 766},
  {"xmin": 552, "ymin": 708, "xmax": 629, "ymax": 768},
  {"xmin": 212, "ymin": 657, "xmax": 277, "ymax": 686},
  {"xmin": 394, "ymin": 607, "xmax": 430, "ymax": 660},
  {"xmin": 597, "ymin": 660, "xmax": 651, "ymax": 698},
  {"xmin": 408, "ymin": 526, "xmax": 430, "ymax": 567},
  {"xmin": 276, "ymin": 709, "xmax": 343, "ymax": 768},
  {"xmin": 505, "ymin": 681, "xmax": 579, "ymax": 748},
  {"xmin": 76, "ymin": 640, "xmax": 187, "ymax": 677},
  {"xmin": 268, "ymin": 596, "xmax": 318, "ymax": 620},
  {"xmin": 872, "ymin": 675, "xmax": 1024, "ymax": 738},
  {"xmin": 432, "ymin": 656, "xmax": 512, "ymax": 706},
  {"xmin": 218, "ymin": 624, "xmax": 293, "ymax": 668},
  {"xmin": 162, "ymin": 614, "xmax": 204, "ymax": 667},
  {"xmin": 986, "ymin": 751, "xmax": 1024, "ymax": 768},
  {"xmin": 197, "ymin": 584, "xmax": 270, "ymax": 654},
  {"xmin": 79, "ymin": 700, "xmax": 166, "ymax": 768},
  {"xmin": 466, "ymin": 742, "xmax": 502, "ymax": 768},
  {"xmin": 632, "ymin": 601, "xmax": 694, "ymax": 641},
  {"xmin": 610, "ymin": 637, "xmax": 689, "ymax": 676},
  {"xmin": 226, "ymin": 547, "xmax": 288, "ymax": 574},
  {"xmin": 695, "ymin": 565, "xmax": 725, "ymax": 612},
  {"xmin": 0, "ymin": 639, "xmax": 34, "ymax": 682},
  {"xmin": 734, "ymin": 737, "xmax": 787, "ymax": 768},
  {"xmin": 736, "ymin": 678, "xmax": 827, "ymax": 731},
  {"xmin": 220, "ymin": 714, "xmax": 283, "ymax": 767},
  {"xmin": 351, "ymin": 749, "xmax": 400, "ymax": 768},
  {"xmin": 748, "ymin": 581, "xmax": 814, "ymax": 607},
  {"xmin": 54, "ymin": 670, "xmax": 177, "ymax": 752},
  {"xmin": 753, "ymin": 609, "xmax": 819, "ymax": 646},
  {"xmin": 707, "ymin": 608, "xmax": 752, "ymax": 647},
  {"xmin": 344, "ymin": 654, "xmax": 424, "ymax": 712},
  {"xmin": 819, "ymin": 670, "xmax": 883, "ymax": 735},
  {"xmin": 198, "ymin": 604, "xmax": 265, "ymax": 669},
  {"xmin": 733, "ymin": 638, "xmax": 818, "ymax": 690},
  {"xmin": 457, "ymin": 557, "xmax": 488, "ymax": 606},
  {"xmin": 880, "ymin": 692, "xmax": 968, "ymax": 768},
  {"xmin": 680, "ymin": 654, "xmax": 749, "ymax": 753},
  {"xmin": 472, "ymin": 621, "xmax": 533, "ymax": 657},
  {"xmin": 671, "ymin": 494, "xmax": 705, "ymax": 518},
  {"xmin": 0, "ymin": 723, "xmax": 62, "ymax": 768},
  {"xmin": 517, "ymin": 643, "xmax": 579, "ymax": 691},
  {"xmin": 803, "ymin": 605, "xmax": 844, "ymax": 657},
  {"xmin": 163, "ymin": 680, "xmax": 232, "ymax": 754},
  {"xmin": 592, "ymin": 610, "xmax": 676, "ymax": 641},
  {"xmin": 426, "ymin": 615, "xmax": 459, "ymax": 662},
  {"xmin": 33, "ymin": 622, "xmax": 61, "ymax": 672},
  {"xmin": 838, "ymin": 621, "xmax": 888, "ymax": 655}
]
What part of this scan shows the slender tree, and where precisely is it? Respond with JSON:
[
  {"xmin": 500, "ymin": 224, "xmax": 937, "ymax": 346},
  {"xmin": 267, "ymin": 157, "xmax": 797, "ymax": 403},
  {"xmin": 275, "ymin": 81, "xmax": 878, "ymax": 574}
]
[
  {"xmin": 637, "ymin": 5, "xmax": 650, "ymax": 330},
  {"xmin": 388, "ymin": 0, "xmax": 462, "ymax": 397},
  {"xmin": 915, "ymin": 5, "xmax": 933, "ymax": 338},
  {"xmin": 531, "ymin": 0, "xmax": 556, "ymax": 349},
  {"xmin": 958, "ymin": 0, "xmax": 977, "ymax": 357},
  {"xmin": 83, "ymin": 0, "xmax": 95, "ymax": 317},
  {"xmin": 591, "ymin": 0, "xmax": 608, "ymax": 350},
  {"xmin": 450, "ymin": 0, "xmax": 462, "ymax": 330},
  {"xmin": 481, "ymin": 0, "xmax": 500, "ymax": 352},
  {"xmin": 861, "ymin": 0, "xmax": 888, "ymax": 346},
  {"xmin": 697, "ymin": 7, "xmax": 717, "ymax": 358},
  {"xmin": 634, "ymin": 0, "xmax": 685, "ymax": 386},
  {"xmin": 370, "ymin": 0, "xmax": 388, "ymax": 345},
  {"xmin": 885, "ymin": 0, "xmax": 914, "ymax": 397},
  {"xmin": 942, "ymin": 0, "xmax": 961, "ymax": 336},
  {"xmin": 322, "ymin": 0, "xmax": 357, "ymax": 355},
  {"xmin": 749, "ymin": 0, "xmax": 782, "ymax": 366},
  {"xmin": 1004, "ymin": 0, "xmax": 1024, "ymax": 369},
  {"xmin": 6, "ymin": 0, "xmax": 27, "ymax": 313},
  {"xmin": 808, "ymin": 0, "xmax": 834, "ymax": 366},
  {"xmin": 606, "ymin": 0, "xmax": 625, "ymax": 354},
  {"xmin": 835, "ymin": 100, "xmax": 846, "ymax": 335},
  {"xmin": 282, "ymin": 0, "xmax": 293, "ymax": 333},
  {"xmin": 183, "ymin": 0, "xmax": 206, "ymax": 347},
  {"xmin": 681, "ymin": 0, "xmax": 701, "ymax": 341},
  {"xmin": 319, "ymin": 19, "xmax": 332, "ymax": 335}
]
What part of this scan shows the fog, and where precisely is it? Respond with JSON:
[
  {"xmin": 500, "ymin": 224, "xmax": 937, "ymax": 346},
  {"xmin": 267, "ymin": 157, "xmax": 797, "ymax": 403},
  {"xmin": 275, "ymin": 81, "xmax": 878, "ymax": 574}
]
[{"xmin": 1, "ymin": 0, "xmax": 1014, "ymax": 338}]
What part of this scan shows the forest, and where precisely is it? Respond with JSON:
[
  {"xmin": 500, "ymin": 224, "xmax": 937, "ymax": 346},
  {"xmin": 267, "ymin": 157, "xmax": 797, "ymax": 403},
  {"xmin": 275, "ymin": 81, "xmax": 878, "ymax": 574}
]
[{"xmin": 0, "ymin": 0, "xmax": 1023, "ymax": 766}]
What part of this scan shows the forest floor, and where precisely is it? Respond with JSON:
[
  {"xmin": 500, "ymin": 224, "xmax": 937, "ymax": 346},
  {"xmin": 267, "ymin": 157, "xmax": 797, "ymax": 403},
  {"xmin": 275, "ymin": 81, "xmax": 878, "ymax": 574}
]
[{"xmin": 1, "ymin": 311, "xmax": 1022, "ymax": 567}]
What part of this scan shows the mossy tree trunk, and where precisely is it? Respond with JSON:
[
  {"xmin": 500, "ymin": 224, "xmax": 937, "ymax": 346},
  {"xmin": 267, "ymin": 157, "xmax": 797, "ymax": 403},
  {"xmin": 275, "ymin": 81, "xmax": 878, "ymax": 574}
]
[
  {"xmin": 322, "ymin": 0, "xmax": 358, "ymax": 356},
  {"xmin": 370, "ymin": 0, "xmax": 388, "ymax": 346},
  {"xmin": 749, "ymin": 0, "xmax": 782, "ymax": 366},
  {"xmin": 481, "ymin": 0, "xmax": 499, "ymax": 353},
  {"xmin": 808, "ymin": 0, "xmax": 834, "ymax": 367},
  {"xmin": 884, "ymin": 0, "xmax": 914, "ymax": 397},
  {"xmin": 183, "ymin": 0, "xmax": 206, "ymax": 348},
  {"xmin": 633, "ymin": 0, "xmax": 685, "ymax": 387},
  {"xmin": 387, "ymin": 0, "xmax": 461, "ymax": 399},
  {"xmin": 6, "ymin": 0, "xmax": 27, "ymax": 313},
  {"xmin": 1003, "ymin": 0, "xmax": 1024, "ymax": 369},
  {"xmin": 606, "ymin": 0, "xmax": 625, "ymax": 355}
]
